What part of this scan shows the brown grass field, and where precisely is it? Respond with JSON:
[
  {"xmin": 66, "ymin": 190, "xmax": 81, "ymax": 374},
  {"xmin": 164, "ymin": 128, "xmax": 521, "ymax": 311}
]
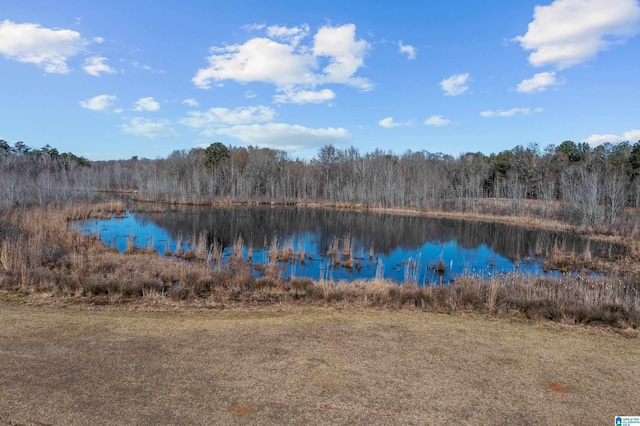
[{"xmin": 0, "ymin": 298, "xmax": 638, "ymax": 425}]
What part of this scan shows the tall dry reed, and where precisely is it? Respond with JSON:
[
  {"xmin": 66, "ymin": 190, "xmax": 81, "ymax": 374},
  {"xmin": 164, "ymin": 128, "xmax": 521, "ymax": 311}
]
[{"xmin": 1, "ymin": 202, "xmax": 638, "ymax": 328}]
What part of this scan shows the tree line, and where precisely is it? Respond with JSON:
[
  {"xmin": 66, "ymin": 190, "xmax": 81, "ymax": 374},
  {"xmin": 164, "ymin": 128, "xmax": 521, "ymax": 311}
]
[
  {"xmin": 0, "ymin": 139, "xmax": 91, "ymax": 206},
  {"xmin": 2, "ymin": 138, "xmax": 640, "ymax": 229}
]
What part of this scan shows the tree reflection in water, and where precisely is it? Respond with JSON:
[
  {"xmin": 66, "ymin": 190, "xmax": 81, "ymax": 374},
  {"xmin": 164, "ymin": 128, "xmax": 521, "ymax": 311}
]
[{"xmin": 78, "ymin": 206, "xmax": 624, "ymax": 284}]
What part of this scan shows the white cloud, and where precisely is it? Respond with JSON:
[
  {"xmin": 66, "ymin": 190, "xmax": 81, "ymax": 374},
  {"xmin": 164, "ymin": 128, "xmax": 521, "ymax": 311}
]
[
  {"xmin": 193, "ymin": 37, "xmax": 316, "ymax": 89},
  {"xmin": 516, "ymin": 71, "xmax": 562, "ymax": 93},
  {"xmin": 378, "ymin": 117, "xmax": 414, "ymax": 128},
  {"xmin": 182, "ymin": 98, "xmax": 199, "ymax": 107},
  {"xmin": 480, "ymin": 107, "xmax": 543, "ymax": 118},
  {"xmin": 398, "ymin": 41, "xmax": 416, "ymax": 60},
  {"xmin": 212, "ymin": 123, "xmax": 350, "ymax": 151},
  {"xmin": 273, "ymin": 89, "xmax": 336, "ymax": 104},
  {"xmin": 180, "ymin": 105, "xmax": 275, "ymax": 128},
  {"xmin": 514, "ymin": 0, "xmax": 640, "ymax": 69},
  {"xmin": 192, "ymin": 23, "xmax": 371, "ymax": 94},
  {"xmin": 379, "ymin": 117, "xmax": 401, "ymax": 128},
  {"xmin": 424, "ymin": 115, "xmax": 451, "ymax": 127},
  {"xmin": 313, "ymin": 24, "xmax": 371, "ymax": 89},
  {"xmin": 584, "ymin": 129, "xmax": 640, "ymax": 145},
  {"xmin": 79, "ymin": 94, "xmax": 117, "ymax": 112},
  {"xmin": 242, "ymin": 23, "xmax": 266, "ymax": 32},
  {"xmin": 133, "ymin": 97, "xmax": 160, "ymax": 112},
  {"xmin": 83, "ymin": 56, "xmax": 116, "ymax": 76},
  {"xmin": 131, "ymin": 61, "xmax": 151, "ymax": 71},
  {"xmin": 0, "ymin": 20, "xmax": 87, "ymax": 73},
  {"xmin": 266, "ymin": 24, "xmax": 309, "ymax": 47},
  {"xmin": 440, "ymin": 73, "xmax": 470, "ymax": 96},
  {"xmin": 120, "ymin": 117, "xmax": 179, "ymax": 139}
]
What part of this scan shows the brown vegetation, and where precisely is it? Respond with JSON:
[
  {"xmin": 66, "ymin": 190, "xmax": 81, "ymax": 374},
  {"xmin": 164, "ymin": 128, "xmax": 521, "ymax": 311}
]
[{"xmin": 1, "ymin": 202, "xmax": 639, "ymax": 328}]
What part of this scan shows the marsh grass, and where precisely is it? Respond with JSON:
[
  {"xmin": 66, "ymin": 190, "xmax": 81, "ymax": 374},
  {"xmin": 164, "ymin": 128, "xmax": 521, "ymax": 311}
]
[
  {"xmin": 195, "ymin": 230, "xmax": 208, "ymax": 261},
  {"xmin": 1, "ymin": 202, "xmax": 639, "ymax": 327}
]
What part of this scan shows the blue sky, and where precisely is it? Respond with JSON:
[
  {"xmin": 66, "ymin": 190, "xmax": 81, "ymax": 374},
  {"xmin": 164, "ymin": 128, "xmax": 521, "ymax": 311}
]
[{"xmin": 1, "ymin": 0, "xmax": 639, "ymax": 160}]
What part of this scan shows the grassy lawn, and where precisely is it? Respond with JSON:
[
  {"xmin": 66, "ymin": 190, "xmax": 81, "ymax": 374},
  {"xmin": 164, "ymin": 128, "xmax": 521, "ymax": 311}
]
[{"xmin": 0, "ymin": 301, "xmax": 638, "ymax": 425}]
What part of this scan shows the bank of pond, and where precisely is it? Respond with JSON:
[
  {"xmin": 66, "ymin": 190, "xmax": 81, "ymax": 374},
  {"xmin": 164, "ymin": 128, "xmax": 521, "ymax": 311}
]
[{"xmin": 73, "ymin": 206, "xmax": 628, "ymax": 285}]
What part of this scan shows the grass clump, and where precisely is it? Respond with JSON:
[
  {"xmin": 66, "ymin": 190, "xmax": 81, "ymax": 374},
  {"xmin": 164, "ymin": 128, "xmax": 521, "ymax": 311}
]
[{"xmin": 1, "ymin": 202, "xmax": 639, "ymax": 328}]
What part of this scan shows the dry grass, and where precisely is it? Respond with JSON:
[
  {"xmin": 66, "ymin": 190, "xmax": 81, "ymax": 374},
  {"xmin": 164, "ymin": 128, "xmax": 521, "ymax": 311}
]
[
  {"xmin": 0, "ymin": 303, "xmax": 638, "ymax": 425},
  {"xmin": 1, "ymin": 203, "xmax": 639, "ymax": 328}
]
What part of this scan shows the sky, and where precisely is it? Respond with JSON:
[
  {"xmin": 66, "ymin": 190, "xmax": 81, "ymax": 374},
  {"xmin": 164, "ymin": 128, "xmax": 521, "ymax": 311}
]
[{"xmin": 1, "ymin": 0, "xmax": 639, "ymax": 161}]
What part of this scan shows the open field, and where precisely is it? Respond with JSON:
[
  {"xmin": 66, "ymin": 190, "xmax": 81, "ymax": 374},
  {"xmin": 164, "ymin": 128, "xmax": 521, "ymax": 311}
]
[{"xmin": 0, "ymin": 301, "xmax": 638, "ymax": 425}]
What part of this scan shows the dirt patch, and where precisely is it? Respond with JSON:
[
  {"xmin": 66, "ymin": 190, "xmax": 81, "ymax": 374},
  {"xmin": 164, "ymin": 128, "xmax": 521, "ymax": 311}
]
[
  {"xmin": 548, "ymin": 382, "xmax": 568, "ymax": 393},
  {"xmin": 228, "ymin": 405, "xmax": 255, "ymax": 415}
]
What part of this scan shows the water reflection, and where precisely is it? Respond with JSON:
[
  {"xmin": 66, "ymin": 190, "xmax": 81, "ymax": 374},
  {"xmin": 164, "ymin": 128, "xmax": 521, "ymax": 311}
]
[{"xmin": 76, "ymin": 206, "xmax": 621, "ymax": 284}]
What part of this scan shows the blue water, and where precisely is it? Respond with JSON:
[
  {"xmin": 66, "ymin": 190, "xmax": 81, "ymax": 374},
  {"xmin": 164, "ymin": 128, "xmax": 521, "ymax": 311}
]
[{"xmin": 75, "ymin": 208, "xmax": 588, "ymax": 284}]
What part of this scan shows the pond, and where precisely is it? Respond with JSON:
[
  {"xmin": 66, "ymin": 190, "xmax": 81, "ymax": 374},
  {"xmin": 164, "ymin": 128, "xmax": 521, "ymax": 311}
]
[{"xmin": 75, "ymin": 206, "xmax": 619, "ymax": 284}]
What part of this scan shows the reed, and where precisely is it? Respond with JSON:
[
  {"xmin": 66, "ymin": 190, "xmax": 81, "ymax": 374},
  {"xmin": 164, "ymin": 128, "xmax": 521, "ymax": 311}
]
[
  {"xmin": 195, "ymin": 230, "xmax": 208, "ymax": 261},
  {"xmin": 296, "ymin": 244, "xmax": 305, "ymax": 263},
  {"xmin": 208, "ymin": 241, "xmax": 223, "ymax": 269},
  {"xmin": 279, "ymin": 238, "xmax": 295, "ymax": 261},
  {"xmin": 341, "ymin": 234, "xmax": 353, "ymax": 261},
  {"xmin": 1, "ymin": 202, "xmax": 639, "ymax": 328},
  {"xmin": 326, "ymin": 236, "xmax": 339, "ymax": 260},
  {"xmin": 174, "ymin": 233, "xmax": 183, "ymax": 257},
  {"xmin": 403, "ymin": 255, "xmax": 421, "ymax": 285},
  {"xmin": 269, "ymin": 236, "xmax": 279, "ymax": 263}
]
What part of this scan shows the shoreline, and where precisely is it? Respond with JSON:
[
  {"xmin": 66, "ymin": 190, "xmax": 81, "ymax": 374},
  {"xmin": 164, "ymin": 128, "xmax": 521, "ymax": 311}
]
[
  {"xmin": 127, "ymin": 196, "xmax": 638, "ymax": 247},
  {"xmin": 1, "ymin": 199, "xmax": 638, "ymax": 328}
]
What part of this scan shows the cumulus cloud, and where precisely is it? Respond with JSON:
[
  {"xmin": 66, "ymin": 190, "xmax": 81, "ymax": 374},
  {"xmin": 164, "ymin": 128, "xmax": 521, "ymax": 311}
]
[
  {"xmin": 120, "ymin": 117, "xmax": 178, "ymax": 139},
  {"xmin": 212, "ymin": 123, "xmax": 350, "ymax": 151},
  {"xmin": 192, "ymin": 23, "xmax": 371, "ymax": 98},
  {"xmin": 480, "ymin": 107, "xmax": 543, "ymax": 118},
  {"xmin": 379, "ymin": 117, "xmax": 414, "ymax": 128},
  {"xmin": 379, "ymin": 117, "xmax": 401, "ymax": 128},
  {"xmin": 133, "ymin": 97, "xmax": 160, "ymax": 112},
  {"xmin": 79, "ymin": 94, "xmax": 117, "ymax": 112},
  {"xmin": 182, "ymin": 98, "xmax": 199, "ymax": 107},
  {"xmin": 440, "ymin": 73, "xmax": 470, "ymax": 96},
  {"xmin": 313, "ymin": 24, "xmax": 371, "ymax": 88},
  {"xmin": 266, "ymin": 24, "xmax": 309, "ymax": 47},
  {"xmin": 514, "ymin": 0, "xmax": 640, "ymax": 69},
  {"xmin": 83, "ymin": 56, "xmax": 116, "ymax": 76},
  {"xmin": 273, "ymin": 89, "xmax": 336, "ymax": 104},
  {"xmin": 424, "ymin": 115, "xmax": 451, "ymax": 127},
  {"xmin": 193, "ymin": 37, "xmax": 315, "ymax": 89},
  {"xmin": 584, "ymin": 129, "xmax": 640, "ymax": 145},
  {"xmin": 180, "ymin": 105, "xmax": 276, "ymax": 128},
  {"xmin": 516, "ymin": 71, "xmax": 562, "ymax": 93},
  {"xmin": 398, "ymin": 41, "xmax": 416, "ymax": 60},
  {"xmin": 0, "ymin": 20, "xmax": 88, "ymax": 73}
]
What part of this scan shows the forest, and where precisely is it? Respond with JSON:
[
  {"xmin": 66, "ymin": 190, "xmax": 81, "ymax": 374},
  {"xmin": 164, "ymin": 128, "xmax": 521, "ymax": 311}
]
[
  {"xmin": 2, "ymin": 138, "xmax": 640, "ymax": 231},
  {"xmin": 2, "ymin": 137, "xmax": 640, "ymax": 326}
]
